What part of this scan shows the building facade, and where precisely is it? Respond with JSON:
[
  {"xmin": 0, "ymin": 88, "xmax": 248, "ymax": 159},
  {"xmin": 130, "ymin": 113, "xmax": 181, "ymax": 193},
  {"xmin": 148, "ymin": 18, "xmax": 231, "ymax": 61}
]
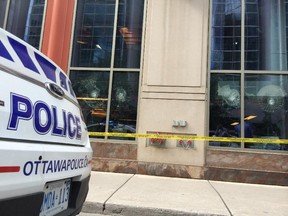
[{"xmin": 1, "ymin": 0, "xmax": 287, "ymax": 185}]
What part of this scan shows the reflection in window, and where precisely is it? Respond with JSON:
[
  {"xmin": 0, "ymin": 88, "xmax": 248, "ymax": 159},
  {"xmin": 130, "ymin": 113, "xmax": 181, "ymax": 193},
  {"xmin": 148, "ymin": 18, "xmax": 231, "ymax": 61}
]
[
  {"xmin": 70, "ymin": 71, "xmax": 110, "ymax": 137},
  {"xmin": 245, "ymin": 0, "xmax": 288, "ymax": 70},
  {"xmin": 71, "ymin": 0, "xmax": 115, "ymax": 67},
  {"xmin": 71, "ymin": 0, "xmax": 144, "ymax": 68},
  {"xmin": 244, "ymin": 74, "xmax": 288, "ymax": 150},
  {"xmin": 109, "ymin": 72, "xmax": 139, "ymax": 139},
  {"xmin": 114, "ymin": 0, "xmax": 144, "ymax": 68},
  {"xmin": 209, "ymin": 74, "xmax": 241, "ymax": 147},
  {"xmin": 0, "ymin": 0, "xmax": 8, "ymax": 27},
  {"xmin": 211, "ymin": 0, "xmax": 288, "ymax": 71},
  {"xmin": 245, "ymin": 1, "xmax": 288, "ymax": 70},
  {"xmin": 210, "ymin": 0, "xmax": 241, "ymax": 70},
  {"xmin": 6, "ymin": 0, "xmax": 45, "ymax": 49}
]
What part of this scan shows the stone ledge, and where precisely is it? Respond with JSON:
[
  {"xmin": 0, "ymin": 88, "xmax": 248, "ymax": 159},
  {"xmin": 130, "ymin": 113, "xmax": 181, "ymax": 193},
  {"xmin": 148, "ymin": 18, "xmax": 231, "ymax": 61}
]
[
  {"xmin": 206, "ymin": 149, "xmax": 288, "ymax": 173},
  {"xmin": 91, "ymin": 157, "xmax": 204, "ymax": 179},
  {"xmin": 91, "ymin": 157, "xmax": 138, "ymax": 174},
  {"xmin": 90, "ymin": 142, "xmax": 137, "ymax": 160},
  {"xmin": 137, "ymin": 161, "xmax": 204, "ymax": 179},
  {"xmin": 204, "ymin": 166, "xmax": 288, "ymax": 186}
]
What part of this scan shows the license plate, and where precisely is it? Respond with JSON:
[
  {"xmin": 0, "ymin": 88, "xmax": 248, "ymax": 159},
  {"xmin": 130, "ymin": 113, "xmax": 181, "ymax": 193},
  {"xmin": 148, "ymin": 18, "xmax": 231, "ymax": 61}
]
[{"xmin": 39, "ymin": 179, "xmax": 71, "ymax": 216}]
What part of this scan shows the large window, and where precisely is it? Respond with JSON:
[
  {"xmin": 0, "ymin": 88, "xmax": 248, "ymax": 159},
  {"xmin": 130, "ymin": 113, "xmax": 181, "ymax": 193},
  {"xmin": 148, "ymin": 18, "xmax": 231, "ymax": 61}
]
[
  {"xmin": 70, "ymin": 0, "xmax": 144, "ymax": 140},
  {"xmin": 0, "ymin": 0, "xmax": 46, "ymax": 49},
  {"xmin": 210, "ymin": 0, "xmax": 288, "ymax": 151}
]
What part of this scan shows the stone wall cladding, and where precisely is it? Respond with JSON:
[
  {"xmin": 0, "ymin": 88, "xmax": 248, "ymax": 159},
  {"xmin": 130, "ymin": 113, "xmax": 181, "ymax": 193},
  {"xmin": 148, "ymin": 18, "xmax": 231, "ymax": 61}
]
[
  {"xmin": 204, "ymin": 166, "xmax": 288, "ymax": 186},
  {"xmin": 89, "ymin": 142, "xmax": 288, "ymax": 185},
  {"xmin": 206, "ymin": 149, "xmax": 288, "ymax": 172},
  {"xmin": 91, "ymin": 142, "xmax": 137, "ymax": 160},
  {"xmin": 205, "ymin": 149, "xmax": 288, "ymax": 186}
]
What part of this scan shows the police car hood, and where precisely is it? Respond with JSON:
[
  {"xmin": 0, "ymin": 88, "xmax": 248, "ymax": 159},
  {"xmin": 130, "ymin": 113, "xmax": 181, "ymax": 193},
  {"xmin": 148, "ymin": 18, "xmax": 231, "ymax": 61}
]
[{"xmin": 0, "ymin": 28, "xmax": 89, "ymax": 146}]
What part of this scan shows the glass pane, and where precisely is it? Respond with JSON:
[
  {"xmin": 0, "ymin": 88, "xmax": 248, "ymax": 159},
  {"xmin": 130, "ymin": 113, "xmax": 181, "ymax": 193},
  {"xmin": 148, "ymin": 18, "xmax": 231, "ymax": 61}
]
[
  {"xmin": 6, "ymin": 0, "xmax": 45, "ymax": 49},
  {"xmin": 0, "ymin": 0, "xmax": 8, "ymax": 27},
  {"xmin": 244, "ymin": 74, "xmax": 288, "ymax": 151},
  {"xmin": 70, "ymin": 70, "xmax": 110, "ymax": 138},
  {"xmin": 114, "ymin": 0, "xmax": 144, "ymax": 68},
  {"xmin": 211, "ymin": 0, "xmax": 241, "ymax": 70},
  {"xmin": 245, "ymin": 1, "xmax": 288, "ymax": 70},
  {"xmin": 109, "ymin": 72, "xmax": 139, "ymax": 140},
  {"xmin": 71, "ymin": 0, "xmax": 115, "ymax": 67},
  {"xmin": 209, "ymin": 74, "xmax": 241, "ymax": 147}
]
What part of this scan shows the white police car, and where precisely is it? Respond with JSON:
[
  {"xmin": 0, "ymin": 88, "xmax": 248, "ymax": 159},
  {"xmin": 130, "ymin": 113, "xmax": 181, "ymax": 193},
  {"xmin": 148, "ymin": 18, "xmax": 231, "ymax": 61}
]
[{"xmin": 0, "ymin": 28, "xmax": 92, "ymax": 216}]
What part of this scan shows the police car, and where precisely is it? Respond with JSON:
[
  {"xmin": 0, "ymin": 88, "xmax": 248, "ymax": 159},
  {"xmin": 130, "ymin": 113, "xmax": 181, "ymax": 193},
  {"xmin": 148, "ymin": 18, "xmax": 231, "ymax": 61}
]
[{"xmin": 0, "ymin": 28, "xmax": 92, "ymax": 216}]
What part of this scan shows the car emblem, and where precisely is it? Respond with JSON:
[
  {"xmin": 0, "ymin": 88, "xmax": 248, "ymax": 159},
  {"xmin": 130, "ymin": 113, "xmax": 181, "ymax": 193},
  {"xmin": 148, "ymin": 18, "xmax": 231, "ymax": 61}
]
[{"xmin": 45, "ymin": 82, "xmax": 65, "ymax": 99}]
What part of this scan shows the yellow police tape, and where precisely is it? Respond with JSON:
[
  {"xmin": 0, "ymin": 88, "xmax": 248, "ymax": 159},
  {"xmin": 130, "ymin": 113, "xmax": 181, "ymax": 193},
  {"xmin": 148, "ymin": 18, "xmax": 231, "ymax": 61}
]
[{"xmin": 88, "ymin": 132, "xmax": 288, "ymax": 144}]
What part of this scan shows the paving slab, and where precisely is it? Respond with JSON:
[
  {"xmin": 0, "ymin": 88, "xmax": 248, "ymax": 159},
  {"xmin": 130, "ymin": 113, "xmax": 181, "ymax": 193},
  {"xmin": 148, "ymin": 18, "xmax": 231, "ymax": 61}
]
[
  {"xmin": 210, "ymin": 181, "xmax": 288, "ymax": 216},
  {"xmin": 82, "ymin": 172, "xmax": 288, "ymax": 216},
  {"xmin": 104, "ymin": 174, "xmax": 230, "ymax": 216},
  {"xmin": 82, "ymin": 171, "xmax": 134, "ymax": 214}
]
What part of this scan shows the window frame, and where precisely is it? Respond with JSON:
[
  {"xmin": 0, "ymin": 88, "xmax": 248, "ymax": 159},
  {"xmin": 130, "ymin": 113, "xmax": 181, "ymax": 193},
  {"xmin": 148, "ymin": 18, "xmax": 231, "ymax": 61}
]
[
  {"xmin": 0, "ymin": 0, "xmax": 47, "ymax": 50},
  {"xmin": 68, "ymin": 0, "xmax": 146, "ymax": 142},
  {"xmin": 208, "ymin": 0, "xmax": 288, "ymax": 153}
]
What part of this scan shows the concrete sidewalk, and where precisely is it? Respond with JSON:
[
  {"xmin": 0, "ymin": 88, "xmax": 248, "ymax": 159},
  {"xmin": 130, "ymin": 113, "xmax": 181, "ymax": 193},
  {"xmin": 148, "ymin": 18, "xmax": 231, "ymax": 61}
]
[{"xmin": 82, "ymin": 171, "xmax": 288, "ymax": 216}]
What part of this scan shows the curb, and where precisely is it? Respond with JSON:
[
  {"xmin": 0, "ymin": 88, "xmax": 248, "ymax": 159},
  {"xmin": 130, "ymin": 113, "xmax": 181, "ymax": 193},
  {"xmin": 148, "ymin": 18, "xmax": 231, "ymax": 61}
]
[{"xmin": 82, "ymin": 201, "xmax": 229, "ymax": 216}]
